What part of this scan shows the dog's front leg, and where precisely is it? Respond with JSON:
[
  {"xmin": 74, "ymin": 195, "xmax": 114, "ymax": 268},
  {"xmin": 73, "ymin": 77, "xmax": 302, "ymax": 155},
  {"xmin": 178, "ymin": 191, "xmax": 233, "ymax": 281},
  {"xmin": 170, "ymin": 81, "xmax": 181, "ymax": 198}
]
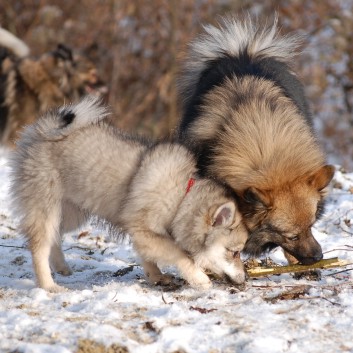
[
  {"xmin": 132, "ymin": 230, "xmax": 212, "ymax": 289},
  {"xmin": 141, "ymin": 260, "xmax": 173, "ymax": 285}
]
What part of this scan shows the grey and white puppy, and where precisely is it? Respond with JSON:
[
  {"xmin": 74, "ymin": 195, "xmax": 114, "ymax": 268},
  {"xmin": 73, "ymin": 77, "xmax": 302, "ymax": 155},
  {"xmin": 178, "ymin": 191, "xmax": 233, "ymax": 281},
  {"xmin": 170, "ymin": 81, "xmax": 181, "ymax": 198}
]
[{"xmin": 10, "ymin": 96, "xmax": 248, "ymax": 292}]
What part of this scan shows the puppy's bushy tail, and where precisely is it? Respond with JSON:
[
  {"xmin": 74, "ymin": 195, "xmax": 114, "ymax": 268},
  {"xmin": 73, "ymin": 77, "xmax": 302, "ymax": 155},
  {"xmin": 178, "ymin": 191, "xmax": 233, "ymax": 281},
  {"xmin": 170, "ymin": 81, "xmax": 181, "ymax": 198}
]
[
  {"xmin": 178, "ymin": 14, "xmax": 302, "ymax": 107},
  {"xmin": 32, "ymin": 95, "xmax": 110, "ymax": 141}
]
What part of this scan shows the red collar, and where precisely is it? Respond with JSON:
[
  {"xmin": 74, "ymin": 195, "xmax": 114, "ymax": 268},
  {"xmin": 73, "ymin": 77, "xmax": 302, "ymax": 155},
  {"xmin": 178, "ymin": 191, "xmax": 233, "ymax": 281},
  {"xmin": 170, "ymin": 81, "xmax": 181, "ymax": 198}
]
[{"xmin": 185, "ymin": 177, "xmax": 196, "ymax": 195}]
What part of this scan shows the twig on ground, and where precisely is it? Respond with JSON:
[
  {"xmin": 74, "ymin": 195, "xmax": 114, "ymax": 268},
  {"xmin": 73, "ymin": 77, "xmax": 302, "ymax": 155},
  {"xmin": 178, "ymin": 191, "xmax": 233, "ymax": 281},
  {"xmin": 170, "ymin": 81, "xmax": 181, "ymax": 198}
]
[
  {"xmin": 323, "ymin": 248, "xmax": 353, "ymax": 254},
  {"xmin": 162, "ymin": 292, "xmax": 173, "ymax": 305},
  {"xmin": 247, "ymin": 257, "xmax": 352, "ymax": 278},
  {"xmin": 64, "ymin": 245, "xmax": 95, "ymax": 252},
  {"xmin": 325, "ymin": 267, "xmax": 353, "ymax": 277},
  {"xmin": 162, "ymin": 293, "xmax": 168, "ymax": 304},
  {"xmin": 0, "ymin": 243, "xmax": 26, "ymax": 249},
  {"xmin": 252, "ymin": 282, "xmax": 353, "ymax": 289},
  {"xmin": 302, "ymin": 296, "xmax": 342, "ymax": 306},
  {"xmin": 337, "ymin": 225, "xmax": 353, "ymax": 236}
]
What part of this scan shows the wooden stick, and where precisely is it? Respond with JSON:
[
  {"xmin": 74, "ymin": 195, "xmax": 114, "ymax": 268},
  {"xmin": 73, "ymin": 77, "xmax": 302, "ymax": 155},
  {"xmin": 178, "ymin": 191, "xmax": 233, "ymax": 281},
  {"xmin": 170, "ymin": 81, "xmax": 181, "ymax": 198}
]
[{"xmin": 247, "ymin": 257, "xmax": 353, "ymax": 278}]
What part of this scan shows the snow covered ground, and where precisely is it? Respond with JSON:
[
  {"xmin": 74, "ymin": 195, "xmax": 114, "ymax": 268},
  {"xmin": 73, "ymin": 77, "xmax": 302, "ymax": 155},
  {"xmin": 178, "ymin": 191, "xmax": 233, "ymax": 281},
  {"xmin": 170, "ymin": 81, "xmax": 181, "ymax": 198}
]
[{"xmin": 0, "ymin": 146, "xmax": 353, "ymax": 353}]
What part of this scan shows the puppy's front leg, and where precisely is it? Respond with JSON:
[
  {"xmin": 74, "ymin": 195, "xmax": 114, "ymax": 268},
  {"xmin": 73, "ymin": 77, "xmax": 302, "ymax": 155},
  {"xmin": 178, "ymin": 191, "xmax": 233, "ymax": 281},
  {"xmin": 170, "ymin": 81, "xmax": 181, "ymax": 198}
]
[
  {"xmin": 141, "ymin": 260, "xmax": 173, "ymax": 285},
  {"xmin": 132, "ymin": 231, "xmax": 211, "ymax": 289}
]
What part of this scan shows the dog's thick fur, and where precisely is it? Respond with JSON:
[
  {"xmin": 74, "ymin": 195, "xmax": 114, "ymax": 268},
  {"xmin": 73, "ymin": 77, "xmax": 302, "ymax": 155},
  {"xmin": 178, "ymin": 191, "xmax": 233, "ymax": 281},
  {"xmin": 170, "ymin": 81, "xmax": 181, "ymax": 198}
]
[
  {"xmin": 10, "ymin": 96, "xmax": 247, "ymax": 292},
  {"xmin": 0, "ymin": 28, "xmax": 106, "ymax": 146},
  {"xmin": 177, "ymin": 16, "xmax": 334, "ymax": 265}
]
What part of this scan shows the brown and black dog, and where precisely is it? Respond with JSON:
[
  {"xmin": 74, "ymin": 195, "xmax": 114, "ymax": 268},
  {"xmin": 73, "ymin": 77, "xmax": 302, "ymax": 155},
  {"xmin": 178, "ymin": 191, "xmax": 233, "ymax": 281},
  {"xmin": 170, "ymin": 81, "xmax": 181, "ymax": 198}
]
[
  {"xmin": 0, "ymin": 28, "xmax": 107, "ymax": 146},
  {"xmin": 177, "ymin": 16, "xmax": 334, "ymax": 265}
]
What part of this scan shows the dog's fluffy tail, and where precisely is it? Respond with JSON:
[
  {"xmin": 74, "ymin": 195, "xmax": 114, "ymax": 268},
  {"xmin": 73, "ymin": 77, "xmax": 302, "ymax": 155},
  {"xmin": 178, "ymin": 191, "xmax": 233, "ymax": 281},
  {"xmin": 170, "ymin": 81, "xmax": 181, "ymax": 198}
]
[
  {"xmin": 19, "ymin": 96, "xmax": 110, "ymax": 144},
  {"xmin": 178, "ymin": 14, "xmax": 302, "ymax": 107}
]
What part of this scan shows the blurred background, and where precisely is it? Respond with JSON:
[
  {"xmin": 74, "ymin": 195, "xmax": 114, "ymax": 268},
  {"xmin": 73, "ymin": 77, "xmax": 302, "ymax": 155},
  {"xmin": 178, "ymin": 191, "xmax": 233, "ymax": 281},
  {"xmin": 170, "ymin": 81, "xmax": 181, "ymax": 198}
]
[{"xmin": 1, "ymin": 0, "xmax": 352, "ymax": 169}]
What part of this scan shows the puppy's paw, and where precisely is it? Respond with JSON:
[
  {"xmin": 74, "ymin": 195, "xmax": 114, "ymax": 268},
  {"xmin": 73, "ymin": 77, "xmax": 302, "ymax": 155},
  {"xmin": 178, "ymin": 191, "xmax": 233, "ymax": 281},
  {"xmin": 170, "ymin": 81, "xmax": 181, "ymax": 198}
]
[
  {"xmin": 52, "ymin": 262, "xmax": 73, "ymax": 276},
  {"xmin": 57, "ymin": 267, "xmax": 73, "ymax": 276},
  {"xmin": 147, "ymin": 273, "xmax": 174, "ymax": 286},
  {"xmin": 187, "ymin": 270, "xmax": 212, "ymax": 290},
  {"xmin": 42, "ymin": 283, "xmax": 68, "ymax": 293}
]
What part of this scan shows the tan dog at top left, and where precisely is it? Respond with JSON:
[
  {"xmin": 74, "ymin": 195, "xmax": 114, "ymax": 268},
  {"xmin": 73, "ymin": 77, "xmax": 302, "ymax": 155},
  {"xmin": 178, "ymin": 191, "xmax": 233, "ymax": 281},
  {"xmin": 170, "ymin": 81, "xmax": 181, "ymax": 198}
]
[{"xmin": 0, "ymin": 27, "xmax": 107, "ymax": 146}]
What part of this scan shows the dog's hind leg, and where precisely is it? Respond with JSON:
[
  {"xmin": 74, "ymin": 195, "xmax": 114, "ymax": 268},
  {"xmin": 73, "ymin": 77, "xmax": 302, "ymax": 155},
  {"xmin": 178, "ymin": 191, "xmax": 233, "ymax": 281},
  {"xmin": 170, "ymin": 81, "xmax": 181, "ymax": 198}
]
[
  {"xmin": 50, "ymin": 201, "xmax": 87, "ymax": 276},
  {"xmin": 49, "ymin": 241, "xmax": 72, "ymax": 276},
  {"xmin": 26, "ymin": 204, "xmax": 65, "ymax": 293}
]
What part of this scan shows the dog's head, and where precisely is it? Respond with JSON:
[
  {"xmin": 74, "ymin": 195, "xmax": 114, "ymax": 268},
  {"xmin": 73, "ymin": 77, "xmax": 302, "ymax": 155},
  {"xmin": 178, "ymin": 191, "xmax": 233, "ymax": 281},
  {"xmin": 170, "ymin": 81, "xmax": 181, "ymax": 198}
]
[
  {"xmin": 196, "ymin": 200, "xmax": 248, "ymax": 284},
  {"xmin": 238, "ymin": 165, "xmax": 335, "ymax": 265},
  {"xmin": 41, "ymin": 44, "xmax": 107, "ymax": 98},
  {"xmin": 174, "ymin": 190, "xmax": 248, "ymax": 284}
]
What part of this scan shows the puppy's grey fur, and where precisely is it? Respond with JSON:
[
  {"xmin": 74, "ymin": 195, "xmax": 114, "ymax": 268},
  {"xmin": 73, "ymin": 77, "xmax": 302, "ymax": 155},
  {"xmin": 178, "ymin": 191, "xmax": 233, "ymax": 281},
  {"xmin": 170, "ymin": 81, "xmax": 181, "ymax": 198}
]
[{"xmin": 10, "ymin": 96, "xmax": 247, "ymax": 292}]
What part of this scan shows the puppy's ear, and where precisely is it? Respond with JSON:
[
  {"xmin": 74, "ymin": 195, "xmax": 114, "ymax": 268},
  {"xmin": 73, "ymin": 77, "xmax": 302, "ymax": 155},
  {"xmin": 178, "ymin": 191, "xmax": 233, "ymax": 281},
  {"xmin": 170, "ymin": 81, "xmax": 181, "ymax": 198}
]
[
  {"xmin": 211, "ymin": 201, "xmax": 236, "ymax": 228},
  {"xmin": 308, "ymin": 165, "xmax": 335, "ymax": 191}
]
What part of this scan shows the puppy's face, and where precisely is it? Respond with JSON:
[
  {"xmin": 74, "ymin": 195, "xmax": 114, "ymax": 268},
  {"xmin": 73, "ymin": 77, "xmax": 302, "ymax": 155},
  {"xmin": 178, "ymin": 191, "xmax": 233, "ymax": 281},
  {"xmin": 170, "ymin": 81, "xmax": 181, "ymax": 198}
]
[
  {"xmin": 194, "ymin": 201, "xmax": 248, "ymax": 284},
  {"xmin": 240, "ymin": 165, "xmax": 335, "ymax": 264}
]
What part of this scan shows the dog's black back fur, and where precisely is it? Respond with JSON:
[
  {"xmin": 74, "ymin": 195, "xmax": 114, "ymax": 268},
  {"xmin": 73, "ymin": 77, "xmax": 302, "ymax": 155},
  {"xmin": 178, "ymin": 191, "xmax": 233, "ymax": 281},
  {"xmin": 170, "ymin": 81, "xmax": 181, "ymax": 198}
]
[{"xmin": 179, "ymin": 51, "xmax": 312, "ymax": 137}]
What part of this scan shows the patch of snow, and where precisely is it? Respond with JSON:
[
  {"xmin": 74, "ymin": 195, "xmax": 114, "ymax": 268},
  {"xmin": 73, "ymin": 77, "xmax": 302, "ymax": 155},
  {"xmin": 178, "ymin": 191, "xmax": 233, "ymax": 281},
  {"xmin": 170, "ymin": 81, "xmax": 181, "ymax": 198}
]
[{"xmin": 0, "ymin": 148, "xmax": 353, "ymax": 353}]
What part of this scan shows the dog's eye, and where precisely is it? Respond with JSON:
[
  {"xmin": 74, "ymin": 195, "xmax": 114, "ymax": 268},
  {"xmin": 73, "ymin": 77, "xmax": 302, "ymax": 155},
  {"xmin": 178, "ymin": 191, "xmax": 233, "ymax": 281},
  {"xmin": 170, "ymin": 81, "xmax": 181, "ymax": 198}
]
[
  {"xmin": 289, "ymin": 236, "xmax": 299, "ymax": 241},
  {"xmin": 233, "ymin": 251, "xmax": 240, "ymax": 259},
  {"xmin": 226, "ymin": 249, "xmax": 240, "ymax": 259}
]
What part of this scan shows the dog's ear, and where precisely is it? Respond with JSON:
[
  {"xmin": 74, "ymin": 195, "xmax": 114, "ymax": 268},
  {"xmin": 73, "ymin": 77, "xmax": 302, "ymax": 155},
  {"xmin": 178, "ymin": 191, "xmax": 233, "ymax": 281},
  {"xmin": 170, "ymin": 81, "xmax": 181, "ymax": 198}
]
[
  {"xmin": 308, "ymin": 165, "xmax": 335, "ymax": 191},
  {"xmin": 54, "ymin": 44, "xmax": 73, "ymax": 61},
  {"xmin": 243, "ymin": 187, "xmax": 270, "ymax": 208},
  {"xmin": 211, "ymin": 201, "xmax": 236, "ymax": 227}
]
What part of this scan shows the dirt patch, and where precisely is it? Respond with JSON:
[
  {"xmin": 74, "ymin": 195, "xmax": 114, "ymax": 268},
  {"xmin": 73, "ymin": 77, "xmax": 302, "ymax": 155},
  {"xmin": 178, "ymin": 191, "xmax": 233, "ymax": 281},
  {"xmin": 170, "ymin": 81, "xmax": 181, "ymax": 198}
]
[
  {"xmin": 264, "ymin": 285, "xmax": 312, "ymax": 303},
  {"xmin": 75, "ymin": 339, "xmax": 129, "ymax": 353},
  {"xmin": 11, "ymin": 255, "xmax": 27, "ymax": 266}
]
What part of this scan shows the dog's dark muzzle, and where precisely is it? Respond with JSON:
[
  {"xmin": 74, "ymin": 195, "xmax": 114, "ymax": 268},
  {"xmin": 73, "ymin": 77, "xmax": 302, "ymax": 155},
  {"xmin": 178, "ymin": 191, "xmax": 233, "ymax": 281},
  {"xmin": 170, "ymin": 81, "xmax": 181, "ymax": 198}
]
[
  {"xmin": 244, "ymin": 227, "xmax": 323, "ymax": 265},
  {"xmin": 281, "ymin": 229, "xmax": 323, "ymax": 265},
  {"xmin": 285, "ymin": 248, "xmax": 323, "ymax": 265},
  {"xmin": 295, "ymin": 253, "xmax": 323, "ymax": 265}
]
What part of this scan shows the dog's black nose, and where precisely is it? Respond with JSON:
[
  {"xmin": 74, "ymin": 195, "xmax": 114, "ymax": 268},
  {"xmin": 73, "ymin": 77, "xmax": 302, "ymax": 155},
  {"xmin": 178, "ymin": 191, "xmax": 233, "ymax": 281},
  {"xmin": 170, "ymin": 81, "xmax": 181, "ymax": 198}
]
[
  {"xmin": 313, "ymin": 254, "xmax": 323, "ymax": 262},
  {"xmin": 299, "ymin": 254, "xmax": 323, "ymax": 265}
]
